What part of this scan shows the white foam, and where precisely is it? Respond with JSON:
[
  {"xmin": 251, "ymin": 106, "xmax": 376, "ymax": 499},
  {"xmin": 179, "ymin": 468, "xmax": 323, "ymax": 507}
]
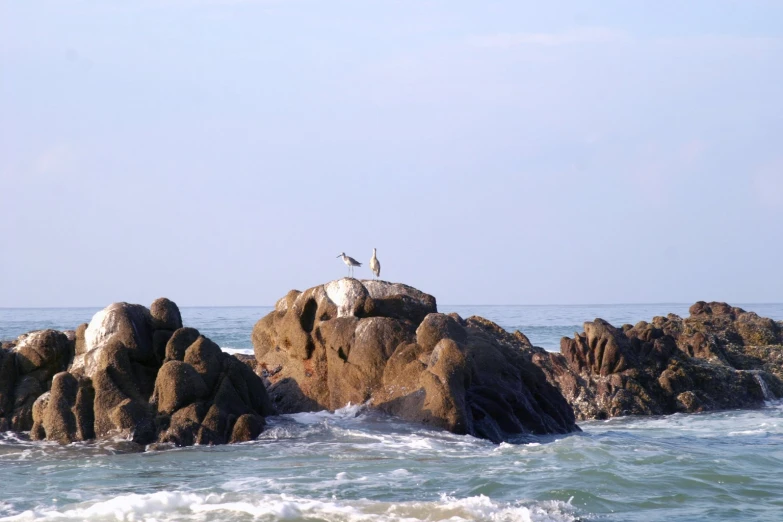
[
  {"xmin": 286, "ymin": 402, "xmax": 368, "ymax": 425},
  {"xmin": 0, "ymin": 491, "xmax": 579, "ymax": 522},
  {"xmin": 219, "ymin": 346, "xmax": 253, "ymax": 355}
]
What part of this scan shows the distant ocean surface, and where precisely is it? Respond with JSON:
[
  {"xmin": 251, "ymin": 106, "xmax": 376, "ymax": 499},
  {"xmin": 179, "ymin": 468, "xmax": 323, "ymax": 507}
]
[
  {"xmin": 1, "ymin": 303, "xmax": 783, "ymax": 522},
  {"xmin": 5, "ymin": 302, "xmax": 783, "ymax": 354}
]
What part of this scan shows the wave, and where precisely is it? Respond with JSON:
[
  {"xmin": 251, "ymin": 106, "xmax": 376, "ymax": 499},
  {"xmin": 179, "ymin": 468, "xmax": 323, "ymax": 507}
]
[
  {"xmin": 219, "ymin": 346, "xmax": 253, "ymax": 355},
  {"xmin": 0, "ymin": 490, "xmax": 581, "ymax": 522}
]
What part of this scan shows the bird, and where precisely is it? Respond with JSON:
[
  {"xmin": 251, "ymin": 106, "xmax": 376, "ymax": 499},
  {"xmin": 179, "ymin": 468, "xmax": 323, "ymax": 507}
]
[
  {"xmin": 337, "ymin": 252, "xmax": 362, "ymax": 278},
  {"xmin": 370, "ymin": 248, "xmax": 381, "ymax": 279}
]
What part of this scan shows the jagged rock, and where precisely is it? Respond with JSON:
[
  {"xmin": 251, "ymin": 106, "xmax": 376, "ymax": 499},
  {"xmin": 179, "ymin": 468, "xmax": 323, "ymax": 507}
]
[
  {"xmin": 254, "ymin": 279, "xmax": 578, "ymax": 442},
  {"xmin": 533, "ymin": 302, "xmax": 782, "ymax": 421}
]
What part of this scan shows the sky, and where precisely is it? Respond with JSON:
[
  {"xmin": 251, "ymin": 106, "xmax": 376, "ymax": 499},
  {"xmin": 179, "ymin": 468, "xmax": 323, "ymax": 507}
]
[{"xmin": 1, "ymin": 0, "xmax": 782, "ymax": 307}]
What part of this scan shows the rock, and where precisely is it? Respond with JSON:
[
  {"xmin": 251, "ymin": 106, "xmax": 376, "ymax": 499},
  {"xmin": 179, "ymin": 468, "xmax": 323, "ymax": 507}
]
[
  {"xmin": 362, "ymin": 280, "xmax": 437, "ymax": 324},
  {"xmin": 377, "ymin": 315, "xmax": 578, "ymax": 442},
  {"xmin": 92, "ymin": 341, "xmax": 156, "ymax": 444},
  {"xmin": 72, "ymin": 303, "xmax": 156, "ymax": 377},
  {"xmin": 165, "ymin": 327, "xmax": 201, "ymax": 363},
  {"xmin": 0, "ymin": 346, "xmax": 17, "ymax": 418},
  {"xmin": 532, "ymin": 302, "xmax": 783, "ymax": 421},
  {"xmin": 159, "ymin": 402, "xmax": 207, "ymax": 447},
  {"xmin": 30, "ymin": 392, "xmax": 50, "ymax": 440},
  {"xmin": 33, "ymin": 372, "xmax": 95, "ymax": 444},
  {"xmin": 153, "ymin": 330, "xmax": 174, "ymax": 364},
  {"xmin": 14, "ymin": 330, "xmax": 72, "ymax": 382},
  {"xmin": 254, "ymin": 279, "xmax": 578, "ymax": 442},
  {"xmin": 151, "ymin": 361, "xmax": 209, "ymax": 415},
  {"xmin": 184, "ymin": 337, "xmax": 223, "ymax": 391},
  {"xmin": 2, "ymin": 298, "xmax": 271, "ymax": 450},
  {"xmin": 10, "ymin": 375, "xmax": 42, "ymax": 431},
  {"xmin": 0, "ymin": 330, "xmax": 76, "ymax": 431},
  {"xmin": 150, "ymin": 298, "xmax": 183, "ymax": 331},
  {"xmin": 74, "ymin": 323, "xmax": 88, "ymax": 356},
  {"xmin": 232, "ymin": 353, "xmax": 258, "ymax": 373},
  {"xmin": 230, "ymin": 414, "xmax": 265, "ymax": 443}
]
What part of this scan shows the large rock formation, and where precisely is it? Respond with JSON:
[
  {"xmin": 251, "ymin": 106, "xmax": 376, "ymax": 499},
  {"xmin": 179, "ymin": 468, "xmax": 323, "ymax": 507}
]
[
  {"xmin": 2, "ymin": 298, "xmax": 273, "ymax": 448},
  {"xmin": 533, "ymin": 302, "xmax": 783, "ymax": 420},
  {"xmin": 253, "ymin": 278, "xmax": 578, "ymax": 442}
]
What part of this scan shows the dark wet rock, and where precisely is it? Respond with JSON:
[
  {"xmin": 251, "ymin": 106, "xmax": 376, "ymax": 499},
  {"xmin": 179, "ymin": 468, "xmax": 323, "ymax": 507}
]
[
  {"xmin": 254, "ymin": 279, "xmax": 578, "ymax": 442},
  {"xmin": 151, "ymin": 330, "xmax": 173, "ymax": 365}
]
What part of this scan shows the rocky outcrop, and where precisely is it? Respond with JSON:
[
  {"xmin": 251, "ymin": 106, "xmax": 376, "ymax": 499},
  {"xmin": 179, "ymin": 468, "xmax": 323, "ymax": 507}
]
[
  {"xmin": 534, "ymin": 302, "xmax": 783, "ymax": 420},
  {"xmin": 3, "ymin": 298, "xmax": 274, "ymax": 448},
  {"xmin": 253, "ymin": 278, "xmax": 578, "ymax": 442},
  {"xmin": 0, "ymin": 330, "xmax": 74, "ymax": 432}
]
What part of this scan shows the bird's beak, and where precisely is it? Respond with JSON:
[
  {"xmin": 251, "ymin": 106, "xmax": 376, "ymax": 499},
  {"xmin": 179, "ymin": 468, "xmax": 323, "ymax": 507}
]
[{"xmin": 336, "ymin": 254, "xmax": 341, "ymax": 258}]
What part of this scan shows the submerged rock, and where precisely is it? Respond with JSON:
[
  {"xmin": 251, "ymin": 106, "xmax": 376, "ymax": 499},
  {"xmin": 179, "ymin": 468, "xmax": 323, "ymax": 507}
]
[
  {"xmin": 533, "ymin": 302, "xmax": 783, "ymax": 420},
  {"xmin": 253, "ymin": 278, "xmax": 578, "ymax": 442}
]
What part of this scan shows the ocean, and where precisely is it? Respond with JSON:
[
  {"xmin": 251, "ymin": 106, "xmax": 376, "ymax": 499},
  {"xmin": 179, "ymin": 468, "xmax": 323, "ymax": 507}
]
[{"xmin": 1, "ymin": 303, "xmax": 782, "ymax": 522}]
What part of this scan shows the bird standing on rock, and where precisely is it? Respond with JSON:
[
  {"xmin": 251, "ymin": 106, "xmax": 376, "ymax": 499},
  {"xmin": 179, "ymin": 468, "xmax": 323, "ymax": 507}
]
[
  {"xmin": 370, "ymin": 248, "xmax": 381, "ymax": 279},
  {"xmin": 337, "ymin": 252, "xmax": 361, "ymax": 277}
]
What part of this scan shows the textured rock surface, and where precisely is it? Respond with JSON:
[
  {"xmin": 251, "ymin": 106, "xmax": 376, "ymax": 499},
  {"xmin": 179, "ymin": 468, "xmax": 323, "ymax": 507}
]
[
  {"xmin": 533, "ymin": 302, "xmax": 783, "ymax": 420},
  {"xmin": 253, "ymin": 278, "xmax": 578, "ymax": 442},
  {"xmin": 3, "ymin": 299, "xmax": 274, "ymax": 449},
  {"xmin": 0, "ymin": 330, "xmax": 73, "ymax": 431}
]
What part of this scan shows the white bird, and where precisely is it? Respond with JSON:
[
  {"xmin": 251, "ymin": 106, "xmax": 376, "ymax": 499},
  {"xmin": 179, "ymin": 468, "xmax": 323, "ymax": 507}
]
[
  {"xmin": 370, "ymin": 248, "xmax": 381, "ymax": 279},
  {"xmin": 337, "ymin": 252, "xmax": 362, "ymax": 278}
]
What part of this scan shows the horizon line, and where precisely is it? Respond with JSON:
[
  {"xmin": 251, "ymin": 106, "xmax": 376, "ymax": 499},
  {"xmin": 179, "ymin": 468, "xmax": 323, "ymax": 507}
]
[{"xmin": 3, "ymin": 301, "xmax": 783, "ymax": 310}]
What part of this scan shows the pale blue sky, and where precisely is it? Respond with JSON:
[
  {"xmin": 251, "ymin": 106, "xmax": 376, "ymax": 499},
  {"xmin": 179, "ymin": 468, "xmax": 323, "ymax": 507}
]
[{"xmin": 1, "ymin": 1, "xmax": 782, "ymax": 307}]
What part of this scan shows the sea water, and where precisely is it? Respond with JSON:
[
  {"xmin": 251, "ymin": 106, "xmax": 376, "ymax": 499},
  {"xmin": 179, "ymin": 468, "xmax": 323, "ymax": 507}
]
[{"xmin": 1, "ymin": 304, "xmax": 782, "ymax": 521}]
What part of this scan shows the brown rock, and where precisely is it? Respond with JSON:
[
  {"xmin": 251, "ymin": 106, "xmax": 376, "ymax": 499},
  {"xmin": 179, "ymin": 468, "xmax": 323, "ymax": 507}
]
[
  {"xmin": 74, "ymin": 323, "xmax": 88, "ymax": 356},
  {"xmin": 254, "ymin": 280, "xmax": 578, "ymax": 443},
  {"xmin": 533, "ymin": 302, "xmax": 782, "ymax": 421},
  {"xmin": 151, "ymin": 361, "xmax": 209, "ymax": 415},
  {"xmin": 230, "ymin": 414, "xmax": 264, "ymax": 443},
  {"xmin": 184, "ymin": 337, "xmax": 223, "ymax": 390},
  {"xmin": 14, "ymin": 330, "xmax": 72, "ymax": 381},
  {"xmin": 150, "ymin": 298, "xmax": 183, "ymax": 331},
  {"xmin": 165, "ymin": 328, "xmax": 201, "ymax": 363}
]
